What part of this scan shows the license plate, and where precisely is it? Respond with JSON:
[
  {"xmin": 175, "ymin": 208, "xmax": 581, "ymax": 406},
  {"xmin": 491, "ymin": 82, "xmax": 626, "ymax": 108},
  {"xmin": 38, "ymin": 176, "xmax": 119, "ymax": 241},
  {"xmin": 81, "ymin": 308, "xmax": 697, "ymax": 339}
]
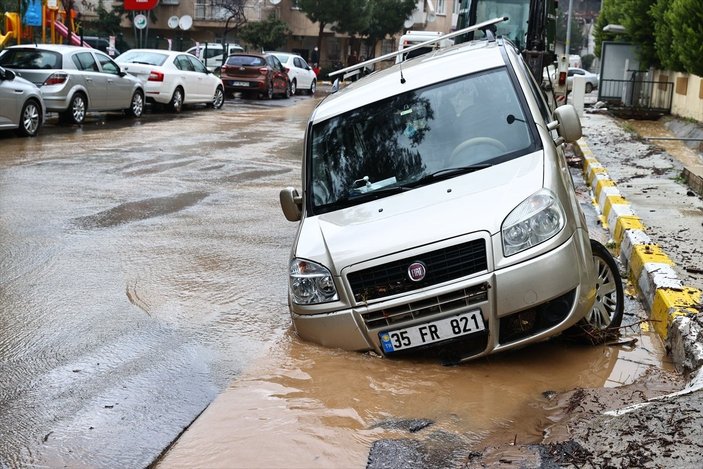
[
  {"xmin": 230, "ymin": 81, "xmax": 248, "ymax": 87},
  {"xmin": 379, "ymin": 310, "xmax": 485, "ymax": 353}
]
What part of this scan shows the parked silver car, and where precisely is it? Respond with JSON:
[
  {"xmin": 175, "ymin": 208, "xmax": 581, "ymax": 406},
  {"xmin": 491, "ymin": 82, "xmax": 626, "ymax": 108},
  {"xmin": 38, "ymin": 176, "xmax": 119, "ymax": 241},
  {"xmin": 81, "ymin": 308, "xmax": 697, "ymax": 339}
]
[
  {"xmin": 280, "ymin": 24, "xmax": 623, "ymax": 363},
  {"xmin": 0, "ymin": 65, "xmax": 45, "ymax": 137},
  {"xmin": 0, "ymin": 44, "xmax": 144, "ymax": 125}
]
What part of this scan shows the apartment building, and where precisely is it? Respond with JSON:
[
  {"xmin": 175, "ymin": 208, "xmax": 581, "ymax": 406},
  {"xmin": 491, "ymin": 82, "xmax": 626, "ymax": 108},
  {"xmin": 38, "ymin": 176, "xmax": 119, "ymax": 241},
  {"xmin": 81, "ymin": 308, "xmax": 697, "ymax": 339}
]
[{"xmin": 85, "ymin": 0, "xmax": 459, "ymax": 66}]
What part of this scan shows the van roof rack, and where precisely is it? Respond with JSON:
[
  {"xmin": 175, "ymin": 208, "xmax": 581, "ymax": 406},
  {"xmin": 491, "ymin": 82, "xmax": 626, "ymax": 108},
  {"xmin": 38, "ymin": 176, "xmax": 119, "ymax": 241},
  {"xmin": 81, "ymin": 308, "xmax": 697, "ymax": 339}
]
[{"xmin": 329, "ymin": 16, "xmax": 508, "ymax": 80}]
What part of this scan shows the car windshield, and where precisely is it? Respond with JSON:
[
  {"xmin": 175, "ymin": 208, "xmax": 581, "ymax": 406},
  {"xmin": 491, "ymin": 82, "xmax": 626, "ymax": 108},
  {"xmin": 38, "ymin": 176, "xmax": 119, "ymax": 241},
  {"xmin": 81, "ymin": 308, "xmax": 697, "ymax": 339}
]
[
  {"xmin": 116, "ymin": 51, "xmax": 168, "ymax": 66},
  {"xmin": 309, "ymin": 67, "xmax": 538, "ymax": 214},
  {"xmin": 226, "ymin": 55, "xmax": 265, "ymax": 67}
]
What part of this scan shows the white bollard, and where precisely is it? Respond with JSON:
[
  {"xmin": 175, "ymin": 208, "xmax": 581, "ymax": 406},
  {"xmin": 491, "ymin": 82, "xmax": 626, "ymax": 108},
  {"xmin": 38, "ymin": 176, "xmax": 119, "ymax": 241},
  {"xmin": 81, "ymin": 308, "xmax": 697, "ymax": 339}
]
[{"xmin": 572, "ymin": 75, "xmax": 586, "ymax": 116}]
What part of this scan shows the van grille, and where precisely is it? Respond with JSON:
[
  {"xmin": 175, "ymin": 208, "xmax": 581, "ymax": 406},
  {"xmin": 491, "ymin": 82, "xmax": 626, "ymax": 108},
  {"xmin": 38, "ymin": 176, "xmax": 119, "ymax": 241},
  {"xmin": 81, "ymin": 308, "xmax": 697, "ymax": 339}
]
[
  {"xmin": 361, "ymin": 284, "xmax": 489, "ymax": 330},
  {"xmin": 347, "ymin": 239, "xmax": 487, "ymax": 303}
]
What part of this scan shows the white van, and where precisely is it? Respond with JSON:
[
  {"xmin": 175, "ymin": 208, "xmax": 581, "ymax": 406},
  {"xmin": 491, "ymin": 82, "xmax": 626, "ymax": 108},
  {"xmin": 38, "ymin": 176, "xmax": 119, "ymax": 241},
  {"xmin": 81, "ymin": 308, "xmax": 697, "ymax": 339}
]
[
  {"xmin": 279, "ymin": 36, "xmax": 624, "ymax": 364},
  {"xmin": 186, "ymin": 43, "xmax": 244, "ymax": 73},
  {"xmin": 396, "ymin": 31, "xmax": 454, "ymax": 63}
]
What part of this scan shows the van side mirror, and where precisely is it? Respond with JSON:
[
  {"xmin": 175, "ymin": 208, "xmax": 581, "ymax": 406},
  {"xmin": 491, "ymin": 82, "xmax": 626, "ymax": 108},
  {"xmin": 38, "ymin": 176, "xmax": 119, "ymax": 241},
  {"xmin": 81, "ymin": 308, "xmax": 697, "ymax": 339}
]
[
  {"xmin": 548, "ymin": 104, "xmax": 582, "ymax": 145},
  {"xmin": 280, "ymin": 187, "xmax": 302, "ymax": 221}
]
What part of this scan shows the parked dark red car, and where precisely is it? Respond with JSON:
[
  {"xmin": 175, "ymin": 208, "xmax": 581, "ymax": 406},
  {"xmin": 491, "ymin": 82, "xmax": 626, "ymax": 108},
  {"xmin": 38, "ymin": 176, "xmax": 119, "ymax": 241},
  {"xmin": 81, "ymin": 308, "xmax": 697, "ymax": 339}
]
[{"xmin": 220, "ymin": 53, "xmax": 291, "ymax": 99}]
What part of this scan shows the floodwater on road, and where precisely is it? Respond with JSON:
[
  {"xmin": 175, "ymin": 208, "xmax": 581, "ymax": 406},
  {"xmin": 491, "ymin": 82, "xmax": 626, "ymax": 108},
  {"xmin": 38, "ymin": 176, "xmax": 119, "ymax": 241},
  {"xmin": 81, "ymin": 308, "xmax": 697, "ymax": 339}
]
[
  {"xmin": 0, "ymin": 93, "xmax": 675, "ymax": 468},
  {"xmin": 0, "ymin": 97, "xmax": 313, "ymax": 467},
  {"xmin": 159, "ymin": 330, "xmax": 670, "ymax": 469}
]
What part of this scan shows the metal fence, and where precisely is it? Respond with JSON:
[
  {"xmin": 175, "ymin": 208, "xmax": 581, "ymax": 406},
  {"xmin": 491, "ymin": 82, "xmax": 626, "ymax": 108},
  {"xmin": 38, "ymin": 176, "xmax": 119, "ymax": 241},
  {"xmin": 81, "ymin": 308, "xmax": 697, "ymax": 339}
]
[{"xmin": 598, "ymin": 76, "xmax": 674, "ymax": 115}]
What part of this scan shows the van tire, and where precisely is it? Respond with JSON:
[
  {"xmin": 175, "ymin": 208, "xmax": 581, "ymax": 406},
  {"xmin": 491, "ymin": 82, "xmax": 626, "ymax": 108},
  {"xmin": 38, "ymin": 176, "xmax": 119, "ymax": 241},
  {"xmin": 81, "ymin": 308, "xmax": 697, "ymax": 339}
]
[{"xmin": 565, "ymin": 240, "xmax": 624, "ymax": 344}]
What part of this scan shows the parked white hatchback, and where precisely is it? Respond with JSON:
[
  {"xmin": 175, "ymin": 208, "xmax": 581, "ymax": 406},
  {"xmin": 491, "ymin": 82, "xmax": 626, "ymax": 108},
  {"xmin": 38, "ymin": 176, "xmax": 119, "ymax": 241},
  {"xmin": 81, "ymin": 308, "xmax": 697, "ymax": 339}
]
[
  {"xmin": 116, "ymin": 49, "xmax": 225, "ymax": 112},
  {"xmin": 270, "ymin": 52, "xmax": 317, "ymax": 95},
  {"xmin": 280, "ymin": 31, "xmax": 623, "ymax": 363}
]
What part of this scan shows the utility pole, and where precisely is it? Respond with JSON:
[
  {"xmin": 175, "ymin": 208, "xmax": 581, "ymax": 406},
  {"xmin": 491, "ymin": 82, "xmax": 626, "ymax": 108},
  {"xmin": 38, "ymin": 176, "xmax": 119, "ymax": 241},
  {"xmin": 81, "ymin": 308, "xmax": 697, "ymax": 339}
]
[{"xmin": 565, "ymin": 0, "xmax": 574, "ymax": 54}]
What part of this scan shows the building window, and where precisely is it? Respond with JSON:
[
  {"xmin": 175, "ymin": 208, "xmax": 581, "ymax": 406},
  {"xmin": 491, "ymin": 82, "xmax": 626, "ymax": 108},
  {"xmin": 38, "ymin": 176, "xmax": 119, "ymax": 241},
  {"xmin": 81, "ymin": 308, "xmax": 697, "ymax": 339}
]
[
  {"xmin": 436, "ymin": 0, "xmax": 446, "ymax": 15},
  {"xmin": 453, "ymin": 0, "xmax": 460, "ymax": 13},
  {"xmin": 194, "ymin": 1, "xmax": 228, "ymax": 20}
]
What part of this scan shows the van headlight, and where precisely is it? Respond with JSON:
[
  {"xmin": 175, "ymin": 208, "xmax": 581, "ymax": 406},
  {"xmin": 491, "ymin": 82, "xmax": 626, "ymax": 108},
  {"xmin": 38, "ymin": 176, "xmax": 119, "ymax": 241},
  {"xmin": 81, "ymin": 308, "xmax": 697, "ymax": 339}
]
[
  {"xmin": 501, "ymin": 189, "xmax": 565, "ymax": 256},
  {"xmin": 289, "ymin": 258, "xmax": 339, "ymax": 304}
]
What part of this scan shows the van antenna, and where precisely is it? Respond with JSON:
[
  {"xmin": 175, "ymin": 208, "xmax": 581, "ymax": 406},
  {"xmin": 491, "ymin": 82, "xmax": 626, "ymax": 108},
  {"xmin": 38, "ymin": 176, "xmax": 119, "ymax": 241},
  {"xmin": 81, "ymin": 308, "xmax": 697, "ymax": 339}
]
[
  {"xmin": 399, "ymin": 60, "xmax": 406, "ymax": 84},
  {"xmin": 328, "ymin": 16, "xmax": 508, "ymax": 80}
]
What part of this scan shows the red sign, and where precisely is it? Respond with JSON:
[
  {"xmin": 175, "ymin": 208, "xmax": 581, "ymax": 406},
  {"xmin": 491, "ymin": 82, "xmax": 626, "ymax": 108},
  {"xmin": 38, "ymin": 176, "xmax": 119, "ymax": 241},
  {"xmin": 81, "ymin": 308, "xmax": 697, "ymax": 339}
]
[{"xmin": 124, "ymin": 0, "xmax": 159, "ymax": 11}]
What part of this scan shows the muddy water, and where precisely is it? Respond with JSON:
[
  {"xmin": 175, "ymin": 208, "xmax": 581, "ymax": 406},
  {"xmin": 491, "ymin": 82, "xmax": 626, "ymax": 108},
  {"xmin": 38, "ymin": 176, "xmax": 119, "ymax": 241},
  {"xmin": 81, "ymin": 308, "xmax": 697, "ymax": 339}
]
[
  {"xmin": 0, "ymin": 99, "xmax": 315, "ymax": 467},
  {"xmin": 160, "ymin": 329, "xmax": 670, "ymax": 469}
]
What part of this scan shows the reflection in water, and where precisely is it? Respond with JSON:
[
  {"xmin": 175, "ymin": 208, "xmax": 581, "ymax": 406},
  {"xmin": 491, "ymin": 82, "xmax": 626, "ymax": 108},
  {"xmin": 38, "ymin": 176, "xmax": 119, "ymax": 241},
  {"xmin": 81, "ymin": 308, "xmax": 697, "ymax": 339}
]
[{"xmin": 159, "ymin": 330, "xmax": 670, "ymax": 469}]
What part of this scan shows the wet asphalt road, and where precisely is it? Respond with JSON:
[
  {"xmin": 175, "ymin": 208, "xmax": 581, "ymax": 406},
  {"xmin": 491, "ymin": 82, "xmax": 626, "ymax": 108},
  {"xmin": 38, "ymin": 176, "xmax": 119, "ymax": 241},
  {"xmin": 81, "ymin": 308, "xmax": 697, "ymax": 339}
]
[
  {"xmin": 0, "ymin": 94, "xmax": 316, "ymax": 467},
  {"xmin": 0, "ymin": 89, "xmax": 659, "ymax": 468}
]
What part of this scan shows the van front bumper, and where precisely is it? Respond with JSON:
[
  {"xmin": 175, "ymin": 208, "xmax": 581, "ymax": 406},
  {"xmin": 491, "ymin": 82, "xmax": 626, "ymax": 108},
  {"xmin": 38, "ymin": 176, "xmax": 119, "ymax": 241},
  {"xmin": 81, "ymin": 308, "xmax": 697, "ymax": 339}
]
[{"xmin": 290, "ymin": 229, "xmax": 595, "ymax": 361}]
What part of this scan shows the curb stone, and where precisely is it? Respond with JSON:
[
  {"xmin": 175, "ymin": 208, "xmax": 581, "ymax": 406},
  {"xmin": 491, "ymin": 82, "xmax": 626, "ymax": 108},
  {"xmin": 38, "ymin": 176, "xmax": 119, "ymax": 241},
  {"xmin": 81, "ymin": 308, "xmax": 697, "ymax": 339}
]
[{"xmin": 574, "ymin": 138, "xmax": 702, "ymax": 374}]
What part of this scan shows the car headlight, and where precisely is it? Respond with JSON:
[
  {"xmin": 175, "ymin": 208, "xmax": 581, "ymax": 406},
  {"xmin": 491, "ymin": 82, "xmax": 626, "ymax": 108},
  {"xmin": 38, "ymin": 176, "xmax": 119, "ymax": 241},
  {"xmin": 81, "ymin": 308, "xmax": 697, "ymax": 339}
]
[
  {"xmin": 289, "ymin": 258, "xmax": 339, "ymax": 304},
  {"xmin": 501, "ymin": 189, "xmax": 565, "ymax": 256}
]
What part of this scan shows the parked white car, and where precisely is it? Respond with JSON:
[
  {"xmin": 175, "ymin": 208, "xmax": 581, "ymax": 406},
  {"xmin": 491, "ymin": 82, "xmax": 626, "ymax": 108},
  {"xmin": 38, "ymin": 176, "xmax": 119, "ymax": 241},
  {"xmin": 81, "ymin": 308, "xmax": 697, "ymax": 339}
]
[
  {"xmin": 116, "ymin": 49, "xmax": 225, "ymax": 112},
  {"xmin": 0, "ymin": 65, "xmax": 45, "ymax": 136},
  {"xmin": 279, "ymin": 30, "xmax": 624, "ymax": 363},
  {"xmin": 270, "ymin": 52, "xmax": 317, "ymax": 95}
]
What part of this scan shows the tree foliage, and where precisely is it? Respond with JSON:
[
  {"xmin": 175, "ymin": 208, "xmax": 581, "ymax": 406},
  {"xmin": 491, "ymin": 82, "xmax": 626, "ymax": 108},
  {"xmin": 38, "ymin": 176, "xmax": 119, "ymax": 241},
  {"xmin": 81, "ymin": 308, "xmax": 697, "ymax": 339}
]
[
  {"xmin": 364, "ymin": 0, "xmax": 416, "ymax": 53},
  {"xmin": 238, "ymin": 13, "xmax": 289, "ymax": 51},
  {"xmin": 666, "ymin": 0, "xmax": 703, "ymax": 76},
  {"xmin": 595, "ymin": 0, "xmax": 703, "ymax": 75},
  {"xmin": 650, "ymin": 0, "xmax": 683, "ymax": 71},
  {"xmin": 299, "ymin": 0, "xmax": 417, "ymax": 63}
]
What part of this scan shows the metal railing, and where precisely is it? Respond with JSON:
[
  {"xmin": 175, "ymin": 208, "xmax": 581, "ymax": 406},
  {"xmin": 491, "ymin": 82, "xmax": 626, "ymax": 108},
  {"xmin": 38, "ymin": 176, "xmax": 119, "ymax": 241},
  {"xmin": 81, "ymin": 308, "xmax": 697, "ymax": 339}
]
[{"xmin": 598, "ymin": 77, "xmax": 674, "ymax": 114}]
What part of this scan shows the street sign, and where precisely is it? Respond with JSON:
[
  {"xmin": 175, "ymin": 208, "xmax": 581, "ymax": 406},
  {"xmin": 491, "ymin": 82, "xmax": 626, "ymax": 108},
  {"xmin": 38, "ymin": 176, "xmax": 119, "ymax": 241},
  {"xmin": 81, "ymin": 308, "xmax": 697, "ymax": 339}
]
[
  {"xmin": 124, "ymin": 0, "xmax": 159, "ymax": 11},
  {"xmin": 134, "ymin": 14, "xmax": 148, "ymax": 30}
]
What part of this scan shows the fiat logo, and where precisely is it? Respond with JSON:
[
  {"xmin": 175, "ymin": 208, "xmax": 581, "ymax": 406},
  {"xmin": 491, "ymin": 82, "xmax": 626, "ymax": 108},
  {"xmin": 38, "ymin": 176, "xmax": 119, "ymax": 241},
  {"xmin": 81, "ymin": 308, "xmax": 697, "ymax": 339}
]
[{"xmin": 407, "ymin": 261, "xmax": 427, "ymax": 282}]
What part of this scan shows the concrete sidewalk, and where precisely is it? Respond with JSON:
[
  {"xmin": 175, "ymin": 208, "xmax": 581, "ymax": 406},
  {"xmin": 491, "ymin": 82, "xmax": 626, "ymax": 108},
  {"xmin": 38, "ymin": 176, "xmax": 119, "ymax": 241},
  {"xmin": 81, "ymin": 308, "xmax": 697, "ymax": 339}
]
[{"xmin": 573, "ymin": 112, "xmax": 703, "ymax": 375}]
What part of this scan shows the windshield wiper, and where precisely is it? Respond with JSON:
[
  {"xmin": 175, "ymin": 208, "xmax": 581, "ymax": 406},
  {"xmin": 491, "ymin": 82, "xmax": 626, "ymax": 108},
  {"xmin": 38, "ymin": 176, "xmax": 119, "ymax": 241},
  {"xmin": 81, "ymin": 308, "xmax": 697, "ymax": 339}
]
[
  {"xmin": 409, "ymin": 164, "xmax": 493, "ymax": 186},
  {"xmin": 318, "ymin": 186, "xmax": 410, "ymax": 212}
]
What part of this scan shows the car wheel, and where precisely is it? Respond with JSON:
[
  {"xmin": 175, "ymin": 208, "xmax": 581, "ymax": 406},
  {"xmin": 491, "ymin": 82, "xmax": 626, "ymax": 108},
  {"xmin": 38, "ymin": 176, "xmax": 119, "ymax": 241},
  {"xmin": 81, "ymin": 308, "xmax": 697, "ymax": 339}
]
[
  {"xmin": 309, "ymin": 79, "xmax": 316, "ymax": 95},
  {"xmin": 567, "ymin": 239, "xmax": 624, "ymax": 344},
  {"xmin": 169, "ymin": 87, "xmax": 184, "ymax": 113},
  {"xmin": 16, "ymin": 99, "xmax": 42, "ymax": 137},
  {"xmin": 126, "ymin": 90, "xmax": 144, "ymax": 117},
  {"xmin": 60, "ymin": 92, "xmax": 86, "ymax": 125},
  {"xmin": 585, "ymin": 82, "xmax": 593, "ymax": 93},
  {"xmin": 210, "ymin": 86, "xmax": 225, "ymax": 109},
  {"xmin": 290, "ymin": 79, "xmax": 297, "ymax": 95}
]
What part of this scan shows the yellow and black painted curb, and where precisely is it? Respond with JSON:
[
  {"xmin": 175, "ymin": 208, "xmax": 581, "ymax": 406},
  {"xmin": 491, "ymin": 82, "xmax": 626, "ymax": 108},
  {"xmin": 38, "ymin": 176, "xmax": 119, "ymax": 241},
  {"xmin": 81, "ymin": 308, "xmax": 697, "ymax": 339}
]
[{"xmin": 574, "ymin": 139, "xmax": 702, "ymax": 343}]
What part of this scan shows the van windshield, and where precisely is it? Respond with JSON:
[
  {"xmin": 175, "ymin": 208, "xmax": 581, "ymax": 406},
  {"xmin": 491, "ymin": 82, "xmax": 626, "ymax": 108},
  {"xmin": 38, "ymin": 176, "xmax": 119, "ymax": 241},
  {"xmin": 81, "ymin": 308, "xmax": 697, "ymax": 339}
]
[{"xmin": 309, "ymin": 67, "xmax": 538, "ymax": 214}]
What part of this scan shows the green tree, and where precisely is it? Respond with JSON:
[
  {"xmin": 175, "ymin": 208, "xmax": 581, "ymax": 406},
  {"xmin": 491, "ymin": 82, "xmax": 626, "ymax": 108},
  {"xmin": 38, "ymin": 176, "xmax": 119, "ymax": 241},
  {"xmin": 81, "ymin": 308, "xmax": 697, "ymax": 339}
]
[
  {"xmin": 238, "ymin": 13, "xmax": 289, "ymax": 51},
  {"xmin": 82, "ymin": 0, "xmax": 123, "ymax": 36},
  {"xmin": 363, "ymin": 0, "xmax": 417, "ymax": 55},
  {"xmin": 298, "ymin": 0, "xmax": 348, "ymax": 64},
  {"xmin": 593, "ymin": 0, "xmax": 626, "ymax": 57},
  {"xmin": 650, "ymin": 0, "xmax": 684, "ymax": 71},
  {"xmin": 620, "ymin": 0, "xmax": 658, "ymax": 68},
  {"xmin": 667, "ymin": 0, "xmax": 703, "ymax": 76}
]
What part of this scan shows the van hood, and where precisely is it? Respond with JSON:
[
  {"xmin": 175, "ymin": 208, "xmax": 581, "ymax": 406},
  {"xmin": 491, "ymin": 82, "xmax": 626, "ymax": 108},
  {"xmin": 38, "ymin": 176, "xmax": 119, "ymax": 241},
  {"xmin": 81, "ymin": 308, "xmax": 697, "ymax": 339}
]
[{"xmin": 295, "ymin": 151, "xmax": 545, "ymax": 273}]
